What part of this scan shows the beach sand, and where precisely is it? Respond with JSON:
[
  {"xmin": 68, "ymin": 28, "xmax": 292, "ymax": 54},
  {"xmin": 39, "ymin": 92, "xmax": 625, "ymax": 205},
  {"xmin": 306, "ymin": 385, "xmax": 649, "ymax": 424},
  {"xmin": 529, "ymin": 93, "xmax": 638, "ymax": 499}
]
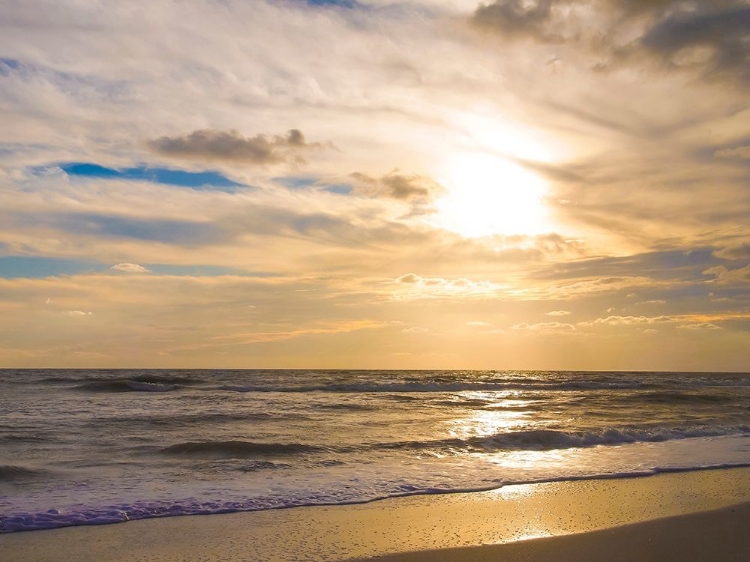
[{"xmin": 1, "ymin": 467, "xmax": 749, "ymax": 561}]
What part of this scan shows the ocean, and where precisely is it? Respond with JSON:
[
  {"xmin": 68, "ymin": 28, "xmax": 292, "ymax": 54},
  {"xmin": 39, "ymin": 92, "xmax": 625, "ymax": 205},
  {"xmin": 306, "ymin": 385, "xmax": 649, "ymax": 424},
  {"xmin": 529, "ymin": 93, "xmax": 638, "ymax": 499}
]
[{"xmin": 1, "ymin": 369, "xmax": 749, "ymax": 532}]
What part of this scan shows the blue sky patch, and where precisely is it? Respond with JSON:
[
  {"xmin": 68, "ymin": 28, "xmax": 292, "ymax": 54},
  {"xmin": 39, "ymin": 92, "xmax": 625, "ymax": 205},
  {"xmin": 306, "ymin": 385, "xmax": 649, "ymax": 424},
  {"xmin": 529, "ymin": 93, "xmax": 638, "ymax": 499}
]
[
  {"xmin": 273, "ymin": 176, "xmax": 319, "ymax": 189},
  {"xmin": 0, "ymin": 256, "xmax": 99, "ymax": 279},
  {"xmin": 148, "ymin": 264, "xmax": 274, "ymax": 277},
  {"xmin": 0, "ymin": 256, "xmax": 270, "ymax": 279},
  {"xmin": 274, "ymin": 176, "xmax": 352, "ymax": 195},
  {"xmin": 0, "ymin": 58, "xmax": 22, "ymax": 74},
  {"xmin": 57, "ymin": 162, "xmax": 244, "ymax": 191},
  {"xmin": 307, "ymin": 0, "xmax": 359, "ymax": 8},
  {"xmin": 320, "ymin": 183, "xmax": 352, "ymax": 195}
]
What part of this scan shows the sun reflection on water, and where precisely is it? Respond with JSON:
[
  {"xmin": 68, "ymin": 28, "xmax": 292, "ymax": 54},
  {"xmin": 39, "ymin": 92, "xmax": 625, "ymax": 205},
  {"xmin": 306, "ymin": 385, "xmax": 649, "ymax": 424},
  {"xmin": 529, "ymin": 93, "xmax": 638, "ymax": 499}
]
[{"xmin": 445, "ymin": 391, "xmax": 542, "ymax": 441}]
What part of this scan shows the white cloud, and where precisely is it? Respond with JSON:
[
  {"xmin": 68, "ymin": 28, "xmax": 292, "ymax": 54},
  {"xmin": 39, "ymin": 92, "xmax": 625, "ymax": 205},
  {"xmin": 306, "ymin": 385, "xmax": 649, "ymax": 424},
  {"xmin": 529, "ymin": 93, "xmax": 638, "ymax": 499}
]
[
  {"xmin": 110, "ymin": 263, "xmax": 150, "ymax": 274},
  {"xmin": 402, "ymin": 326, "xmax": 429, "ymax": 333},
  {"xmin": 512, "ymin": 322, "xmax": 575, "ymax": 333},
  {"xmin": 678, "ymin": 323, "xmax": 721, "ymax": 330},
  {"xmin": 586, "ymin": 315, "xmax": 673, "ymax": 326},
  {"xmin": 546, "ymin": 310, "xmax": 570, "ymax": 316},
  {"xmin": 64, "ymin": 310, "xmax": 92, "ymax": 316},
  {"xmin": 393, "ymin": 273, "xmax": 501, "ymax": 299}
]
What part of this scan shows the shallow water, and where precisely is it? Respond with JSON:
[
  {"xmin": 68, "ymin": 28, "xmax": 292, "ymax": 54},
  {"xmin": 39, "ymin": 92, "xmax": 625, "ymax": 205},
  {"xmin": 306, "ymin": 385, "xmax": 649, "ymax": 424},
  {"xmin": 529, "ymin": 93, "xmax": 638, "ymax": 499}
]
[{"xmin": 1, "ymin": 369, "xmax": 749, "ymax": 532}]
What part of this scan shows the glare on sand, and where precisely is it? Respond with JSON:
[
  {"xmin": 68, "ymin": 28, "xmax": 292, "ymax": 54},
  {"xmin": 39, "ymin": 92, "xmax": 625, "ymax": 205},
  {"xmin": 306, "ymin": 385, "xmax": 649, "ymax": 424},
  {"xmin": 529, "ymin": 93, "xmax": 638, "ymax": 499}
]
[{"xmin": 434, "ymin": 152, "xmax": 550, "ymax": 238}]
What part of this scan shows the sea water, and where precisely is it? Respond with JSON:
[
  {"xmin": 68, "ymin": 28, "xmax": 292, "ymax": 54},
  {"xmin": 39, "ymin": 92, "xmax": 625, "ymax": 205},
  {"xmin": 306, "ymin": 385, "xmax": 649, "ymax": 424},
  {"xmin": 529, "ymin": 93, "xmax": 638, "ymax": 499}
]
[{"xmin": 1, "ymin": 369, "xmax": 749, "ymax": 532}]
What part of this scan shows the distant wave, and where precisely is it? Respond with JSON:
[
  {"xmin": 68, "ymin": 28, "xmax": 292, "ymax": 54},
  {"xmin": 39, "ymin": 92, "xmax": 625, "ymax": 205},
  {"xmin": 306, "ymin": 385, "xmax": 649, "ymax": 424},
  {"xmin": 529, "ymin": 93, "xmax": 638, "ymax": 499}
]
[
  {"xmin": 40, "ymin": 372, "xmax": 200, "ymax": 385},
  {"xmin": 160, "ymin": 441, "xmax": 323, "ymax": 458},
  {"xmin": 85, "ymin": 411, "xmax": 275, "ymax": 429},
  {"xmin": 75, "ymin": 380, "xmax": 183, "ymax": 393},
  {"xmin": 0, "ymin": 465, "xmax": 47, "ymax": 482},
  {"xmin": 0, "ymin": 434, "xmax": 49, "ymax": 443}
]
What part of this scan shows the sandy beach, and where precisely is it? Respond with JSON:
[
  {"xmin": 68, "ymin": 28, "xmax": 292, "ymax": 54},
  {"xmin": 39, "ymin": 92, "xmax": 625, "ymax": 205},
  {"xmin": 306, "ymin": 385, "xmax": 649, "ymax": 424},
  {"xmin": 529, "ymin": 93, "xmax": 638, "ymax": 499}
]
[{"xmin": 2, "ymin": 467, "xmax": 749, "ymax": 562}]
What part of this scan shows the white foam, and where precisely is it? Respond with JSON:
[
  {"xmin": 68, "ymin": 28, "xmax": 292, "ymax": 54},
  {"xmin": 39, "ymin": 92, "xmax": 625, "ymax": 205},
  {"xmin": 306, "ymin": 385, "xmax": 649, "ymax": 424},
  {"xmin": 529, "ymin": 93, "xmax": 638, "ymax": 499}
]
[{"xmin": 3, "ymin": 434, "xmax": 750, "ymax": 533}]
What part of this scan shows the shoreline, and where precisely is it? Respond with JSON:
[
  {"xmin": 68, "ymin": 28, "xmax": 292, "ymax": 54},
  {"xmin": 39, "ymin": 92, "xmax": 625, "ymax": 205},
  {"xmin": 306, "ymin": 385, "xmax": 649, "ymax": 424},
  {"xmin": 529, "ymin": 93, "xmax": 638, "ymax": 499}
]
[{"xmin": 1, "ymin": 467, "xmax": 749, "ymax": 561}]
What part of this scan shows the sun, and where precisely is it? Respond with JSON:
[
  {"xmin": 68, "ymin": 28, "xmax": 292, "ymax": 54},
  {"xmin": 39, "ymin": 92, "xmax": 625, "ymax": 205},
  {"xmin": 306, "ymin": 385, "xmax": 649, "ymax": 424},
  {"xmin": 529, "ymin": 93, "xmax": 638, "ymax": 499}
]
[{"xmin": 433, "ymin": 152, "xmax": 550, "ymax": 238}]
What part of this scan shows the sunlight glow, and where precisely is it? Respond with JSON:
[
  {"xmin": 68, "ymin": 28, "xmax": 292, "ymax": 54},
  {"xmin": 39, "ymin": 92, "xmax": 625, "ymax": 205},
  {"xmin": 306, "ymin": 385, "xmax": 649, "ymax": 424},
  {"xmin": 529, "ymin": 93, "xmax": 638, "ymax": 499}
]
[
  {"xmin": 455, "ymin": 112, "xmax": 559, "ymax": 162},
  {"xmin": 434, "ymin": 153, "xmax": 550, "ymax": 238}
]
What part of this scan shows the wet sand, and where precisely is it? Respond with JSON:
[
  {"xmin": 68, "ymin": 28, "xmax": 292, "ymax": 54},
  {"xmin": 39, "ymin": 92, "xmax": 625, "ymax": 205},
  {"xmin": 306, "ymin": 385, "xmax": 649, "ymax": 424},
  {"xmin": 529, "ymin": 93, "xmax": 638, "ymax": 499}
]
[
  {"xmin": 1, "ymin": 468, "xmax": 749, "ymax": 561},
  {"xmin": 364, "ymin": 501, "xmax": 750, "ymax": 562}
]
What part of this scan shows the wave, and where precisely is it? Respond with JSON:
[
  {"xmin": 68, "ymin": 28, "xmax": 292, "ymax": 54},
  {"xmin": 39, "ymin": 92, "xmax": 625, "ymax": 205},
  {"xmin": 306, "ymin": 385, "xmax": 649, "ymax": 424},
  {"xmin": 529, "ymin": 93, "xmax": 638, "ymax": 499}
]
[
  {"xmin": 156, "ymin": 427, "xmax": 750, "ymax": 460},
  {"xmin": 75, "ymin": 380, "xmax": 183, "ymax": 393},
  {"xmin": 0, "ymin": 465, "xmax": 47, "ymax": 482},
  {"xmin": 3, "ymin": 462, "xmax": 750, "ymax": 533},
  {"xmin": 160, "ymin": 441, "xmax": 323, "ymax": 458},
  {"xmin": 0, "ymin": 434, "xmax": 49, "ymax": 443},
  {"xmin": 377, "ymin": 426, "xmax": 750, "ymax": 454},
  {"xmin": 85, "ymin": 411, "xmax": 274, "ymax": 429},
  {"xmin": 34, "ymin": 372, "xmax": 201, "ymax": 385}
]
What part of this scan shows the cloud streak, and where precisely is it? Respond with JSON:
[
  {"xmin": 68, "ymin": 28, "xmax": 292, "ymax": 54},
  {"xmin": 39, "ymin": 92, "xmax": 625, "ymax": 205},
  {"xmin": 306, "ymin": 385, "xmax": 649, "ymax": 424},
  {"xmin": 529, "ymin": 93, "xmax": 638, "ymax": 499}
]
[{"xmin": 148, "ymin": 129, "xmax": 322, "ymax": 165}]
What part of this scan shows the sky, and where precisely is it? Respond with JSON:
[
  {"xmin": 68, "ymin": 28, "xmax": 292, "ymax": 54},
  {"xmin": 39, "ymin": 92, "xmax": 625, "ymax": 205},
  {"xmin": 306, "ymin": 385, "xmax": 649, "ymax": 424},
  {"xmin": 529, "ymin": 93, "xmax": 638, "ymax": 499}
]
[{"xmin": 0, "ymin": 0, "xmax": 749, "ymax": 371}]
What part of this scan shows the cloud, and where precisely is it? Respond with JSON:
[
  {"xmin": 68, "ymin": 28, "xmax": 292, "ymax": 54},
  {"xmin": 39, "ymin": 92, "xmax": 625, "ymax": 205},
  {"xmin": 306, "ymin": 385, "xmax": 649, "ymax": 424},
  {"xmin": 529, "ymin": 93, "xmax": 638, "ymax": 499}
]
[
  {"xmin": 713, "ymin": 242, "xmax": 750, "ymax": 260},
  {"xmin": 350, "ymin": 172, "xmax": 444, "ymax": 201},
  {"xmin": 546, "ymin": 310, "xmax": 570, "ymax": 316},
  {"xmin": 64, "ymin": 310, "xmax": 92, "ymax": 316},
  {"xmin": 678, "ymin": 322, "xmax": 721, "ymax": 330},
  {"xmin": 715, "ymin": 146, "xmax": 750, "ymax": 159},
  {"xmin": 395, "ymin": 273, "xmax": 421, "ymax": 284},
  {"xmin": 110, "ymin": 263, "xmax": 150, "ymax": 274},
  {"xmin": 637, "ymin": 5, "xmax": 750, "ymax": 83},
  {"xmin": 472, "ymin": 1, "xmax": 750, "ymax": 85},
  {"xmin": 207, "ymin": 320, "xmax": 383, "ymax": 345},
  {"xmin": 24, "ymin": 213, "xmax": 232, "ymax": 247},
  {"xmin": 512, "ymin": 321, "xmax": 576, "ymax": 332},
  {"xmin": 703, "ymin": 264, "xmax": 750, "ymax": 284},
  {"xmin": 636, "ymin": 299, "xmax": 666, "ymax": 306},
  {"xmin": 147, "ymin": 129, "xmax": 321, "ymax": 165},
  {"xmin": 402, "ymin": 326, "xmax": 429, "ymax": 333},
  {"xmin": 393, "ymin": 273, "xmax": 501, "ymax": 299},
  {"xmin": 472, "ymin": 0, "xmax": 561, "ymax": 43},
  {"xmin": 466, "ymin": 321, "xmax": 492, "ymax": 327},
  {"xmin": 587, "ymin": 315, "xmax": 674, "ymax": 326}
]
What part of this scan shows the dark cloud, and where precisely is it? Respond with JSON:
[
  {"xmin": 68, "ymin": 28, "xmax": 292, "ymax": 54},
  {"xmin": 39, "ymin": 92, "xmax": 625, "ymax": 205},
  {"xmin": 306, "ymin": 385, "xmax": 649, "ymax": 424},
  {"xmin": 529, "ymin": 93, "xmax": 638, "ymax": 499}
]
[
  {"xmin": 349, "ymin": 172, "xmax": 444, "ymax": 201},
  {"xmin": 147, "ymin": 129, "xmax": 320, "ymax": 164},
  {"xmin": 533, "ymin": 248, "xmax": 722, "ymax": 283},
  {"xmin": 472, "ymin": 0, "xmax": 560, "ymax": 43},
  {"xmin": 636, "ymin": 5, "xmax": 750, "ymax": 82},
  {"xmin": 472, "ymin": 1, "xmax": 750, "ymax": 85},
  {"xmin": 713, "ymin": 241, "xmax": 750, "ymax": 260}
]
